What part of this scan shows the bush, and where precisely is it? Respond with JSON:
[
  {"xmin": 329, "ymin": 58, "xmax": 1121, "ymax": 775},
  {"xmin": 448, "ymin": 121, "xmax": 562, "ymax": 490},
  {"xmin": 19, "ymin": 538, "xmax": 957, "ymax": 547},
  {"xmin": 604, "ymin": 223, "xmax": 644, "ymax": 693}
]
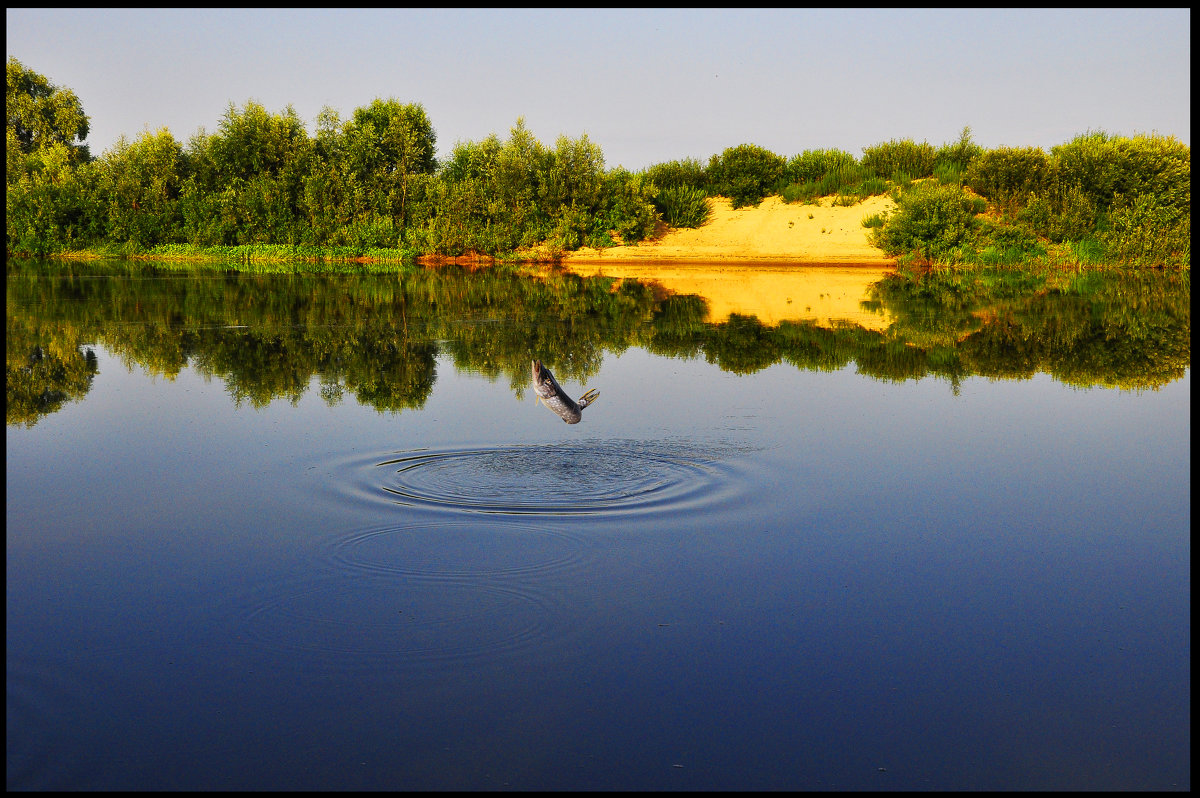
[
  {"xmin": 872, "ymin": 182, "xmax": 985, "ymax": 261},
  {"xmin": 934, "ymin": 126, "xmax": 983, "ymax": 170},
  {"xmin": 641, "ymin": 157, "xmax": 707, "ymax": 192},
  {"xmin": 595, "ymin": 168, "xmax": 659, "ymax": 244},
  {"xmin": 706, "ymin": 143, "xmax": 786, "ymax": 208},
  {"xmin": 1102, "ymin": 193, "xmax": 1190, "ymax": 267},
  {"xmin": 964, "ymin": 146, "xmax": 1051, "ymax": 203},
  {"xmin": 785, "ymin": 149, "xmax": 858, "ymax": 184},
  {"xmin": 861, "ymin": 138, "xmax": 937, "ymax": 179},
  {"xmin": 1015, "ymin": 183, "xmax": 1099, "ymax": 243}
]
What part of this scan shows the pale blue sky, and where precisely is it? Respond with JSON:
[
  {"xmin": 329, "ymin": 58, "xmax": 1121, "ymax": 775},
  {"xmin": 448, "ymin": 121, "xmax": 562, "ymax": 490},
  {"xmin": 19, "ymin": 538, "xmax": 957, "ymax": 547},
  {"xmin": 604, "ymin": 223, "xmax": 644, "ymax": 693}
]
[{"xmin": 7, "ymin": 8, "xmax": 1191, "ymax": 170}]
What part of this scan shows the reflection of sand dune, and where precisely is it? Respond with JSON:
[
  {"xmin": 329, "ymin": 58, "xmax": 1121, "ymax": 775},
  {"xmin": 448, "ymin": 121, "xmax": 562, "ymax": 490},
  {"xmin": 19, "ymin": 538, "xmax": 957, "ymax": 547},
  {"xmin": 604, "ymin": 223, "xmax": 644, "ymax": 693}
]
[{"xmin": 562, "ymin": 261, "xmax": 895, "ymax": 329}]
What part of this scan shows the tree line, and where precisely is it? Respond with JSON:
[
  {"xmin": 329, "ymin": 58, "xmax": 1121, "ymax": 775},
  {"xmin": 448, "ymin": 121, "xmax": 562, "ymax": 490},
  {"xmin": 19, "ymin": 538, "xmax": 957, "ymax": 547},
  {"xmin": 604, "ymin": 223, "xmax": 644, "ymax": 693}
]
[{"xmin": 6, "ymin": 57, "xmax": 1191, "ymax": 267}]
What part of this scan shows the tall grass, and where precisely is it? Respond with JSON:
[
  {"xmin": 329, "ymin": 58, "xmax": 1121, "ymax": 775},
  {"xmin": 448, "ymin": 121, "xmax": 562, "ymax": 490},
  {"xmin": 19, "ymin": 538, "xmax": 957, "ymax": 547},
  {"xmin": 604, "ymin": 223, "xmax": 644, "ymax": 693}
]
[
  {"xmin": 861, "ymin": 211, "xmax": 889, "ymax": 229},
  {"xmin": 780, "ymin": 163, "xmax": 886, "ymax": 205},
  {"xmin": 861, "ymin": 139, "xmax": 937, "ymax": 179},
  {"xmin": 933, "ymin": 162, "xmax": 962, "ymax": 185},
  {"xmin": 653, "ymin": 186, "xmax": 711, "ymax": 228},
  {"xmin": 785, "ymin": 149, "xmax": 858, "ymax": 184}
]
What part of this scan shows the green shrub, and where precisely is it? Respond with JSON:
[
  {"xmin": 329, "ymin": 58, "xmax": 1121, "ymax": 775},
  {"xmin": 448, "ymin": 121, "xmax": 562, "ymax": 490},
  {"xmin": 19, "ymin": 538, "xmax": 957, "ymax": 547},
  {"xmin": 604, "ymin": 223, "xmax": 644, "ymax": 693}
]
[
  {"xmin": 641, "ymin": 157, "xmax": 707, "ymax": 192},
  {"xmin": 861, "ymin": 138, "xmax": 937, "ymax": 179},
  {"xmin": 1016, "ymin": 183, "xmax": 1099, "ymax": 243},
  {"xmin": 872, "ymin": 182, "xmax": 985, "ymax": 261},
  {"xmin": 785, "ymin": 149, "xmax": 858, "ymax": 184},
  {"xmin": 706, "ymin": 143, "xmax": 787, "ymax": 208},
  {"xmin": 934, "ymin": 126, "xmax": 983, "ymax": 169},
  {"xmin": 653, "ymin": 185, "xmax": 710, "ymax": 228},
  {"xmin": 1101, "ymin": 193, "xmax": 1190, "ymax": 267},
  {"xmin": 965, "ymin": 146, "xmax": 1051, "ymax": 203},
  {"xmin": 595, "ymin": 168, "xmax": 659, "ymax": 244}
]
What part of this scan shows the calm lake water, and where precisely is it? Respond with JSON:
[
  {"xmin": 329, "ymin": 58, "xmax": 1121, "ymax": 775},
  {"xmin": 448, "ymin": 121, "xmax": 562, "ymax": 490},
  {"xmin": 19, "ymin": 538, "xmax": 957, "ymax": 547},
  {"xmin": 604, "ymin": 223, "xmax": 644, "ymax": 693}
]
[{"xmin": 6, "ymin": 258, "xmax": 1190, "ymax": 790}]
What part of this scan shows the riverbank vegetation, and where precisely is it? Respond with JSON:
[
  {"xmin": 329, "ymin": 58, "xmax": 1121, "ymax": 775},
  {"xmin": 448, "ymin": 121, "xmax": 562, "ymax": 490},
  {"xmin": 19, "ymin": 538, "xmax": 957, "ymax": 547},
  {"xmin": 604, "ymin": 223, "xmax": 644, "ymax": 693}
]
[{"xmin": 6, "ymin": 57, "xmax": 1190, "ymax": 270}]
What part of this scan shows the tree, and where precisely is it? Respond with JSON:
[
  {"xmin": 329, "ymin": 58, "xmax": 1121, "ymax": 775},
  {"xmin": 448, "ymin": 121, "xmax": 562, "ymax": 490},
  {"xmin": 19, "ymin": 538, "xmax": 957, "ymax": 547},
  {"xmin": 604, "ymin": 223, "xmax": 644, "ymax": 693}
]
[
  {"xmin": 95, "ymin": 128, "xmax": 186, "ymax": 246},
  {"xmin": 6, "ymin": 59, "xmax": 99, "ymax": 253},
  {"xmin": 343, "ymin": 99, "xmax": 437, "ymax": 234},
  {"xmin": 6, "ymin": 57, "xmax": 91, "ymax": 171}
]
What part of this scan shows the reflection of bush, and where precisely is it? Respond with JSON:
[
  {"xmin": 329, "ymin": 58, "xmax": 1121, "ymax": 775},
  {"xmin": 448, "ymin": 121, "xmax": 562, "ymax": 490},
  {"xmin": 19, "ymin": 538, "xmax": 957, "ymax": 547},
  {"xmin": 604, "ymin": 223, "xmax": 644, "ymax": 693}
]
[{"xmin": 6, "ymin": 259, "xmax": 1189, "ymax": 427}]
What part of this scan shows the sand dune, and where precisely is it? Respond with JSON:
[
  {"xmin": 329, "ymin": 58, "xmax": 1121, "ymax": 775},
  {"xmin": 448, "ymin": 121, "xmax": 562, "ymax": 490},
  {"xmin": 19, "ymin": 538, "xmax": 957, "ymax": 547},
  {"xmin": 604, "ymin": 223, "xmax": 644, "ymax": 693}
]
[{"xmin": 565, "ymin": 194, "xmax": 897, "ymax": 265}]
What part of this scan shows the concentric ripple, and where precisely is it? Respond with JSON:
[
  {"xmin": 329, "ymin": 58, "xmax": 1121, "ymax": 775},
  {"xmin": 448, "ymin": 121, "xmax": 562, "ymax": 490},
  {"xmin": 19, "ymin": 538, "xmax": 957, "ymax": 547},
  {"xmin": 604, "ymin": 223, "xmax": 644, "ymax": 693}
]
[{"xmin": 367, "ymin": 439, "xmax": 749, "ymax": 517}]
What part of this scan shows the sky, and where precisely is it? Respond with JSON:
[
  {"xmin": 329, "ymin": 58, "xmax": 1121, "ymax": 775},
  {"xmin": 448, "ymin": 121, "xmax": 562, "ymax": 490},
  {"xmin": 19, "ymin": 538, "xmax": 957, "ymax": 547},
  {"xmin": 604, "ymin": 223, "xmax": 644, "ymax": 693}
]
[{"xmin": 6, "ymin": 8, "xmax": 1191, "ymax": 171}]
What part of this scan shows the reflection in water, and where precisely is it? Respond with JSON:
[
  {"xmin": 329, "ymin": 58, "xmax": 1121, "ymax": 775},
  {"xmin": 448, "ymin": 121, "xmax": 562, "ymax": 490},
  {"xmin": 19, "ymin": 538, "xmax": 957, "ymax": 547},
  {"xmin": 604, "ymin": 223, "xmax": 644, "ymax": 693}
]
[
  {"xmin": 531, "ymin": 359, "xmax": 599, "ymax": 424},
  {"xmin": 4, "ymin": 258, "xmax": 1191, "ymax": 427},
  {"xmin": 562, "ymin": 261, "xmax": 895, "ymax": 328}
]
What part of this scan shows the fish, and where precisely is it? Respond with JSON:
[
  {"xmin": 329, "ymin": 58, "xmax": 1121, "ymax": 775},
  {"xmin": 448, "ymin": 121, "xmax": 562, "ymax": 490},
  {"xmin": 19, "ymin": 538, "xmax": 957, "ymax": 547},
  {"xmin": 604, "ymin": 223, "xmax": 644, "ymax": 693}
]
[{"xmin": 531, "ymin": 359, "xmax": 599, "ymax": 424}]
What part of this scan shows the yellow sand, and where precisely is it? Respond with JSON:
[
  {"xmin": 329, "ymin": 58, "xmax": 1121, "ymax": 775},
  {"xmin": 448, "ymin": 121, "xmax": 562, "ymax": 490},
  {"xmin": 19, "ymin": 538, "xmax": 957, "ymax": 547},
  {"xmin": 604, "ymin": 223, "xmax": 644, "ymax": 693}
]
[
  {"xmin": 566, "ymin": 194, "xmax": 897, "ymax": 265},
  {"xmin": 560, "ymin": 194, "xmax": 897, "ymax": 329}
]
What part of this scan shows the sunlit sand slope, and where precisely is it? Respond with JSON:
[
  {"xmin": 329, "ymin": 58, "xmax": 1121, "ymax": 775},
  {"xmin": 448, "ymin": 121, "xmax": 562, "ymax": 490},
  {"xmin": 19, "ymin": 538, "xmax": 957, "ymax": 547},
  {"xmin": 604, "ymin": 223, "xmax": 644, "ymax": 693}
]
[{"xmin": 565, "ymin": 194, "xmax": 896, "ymax": 264}]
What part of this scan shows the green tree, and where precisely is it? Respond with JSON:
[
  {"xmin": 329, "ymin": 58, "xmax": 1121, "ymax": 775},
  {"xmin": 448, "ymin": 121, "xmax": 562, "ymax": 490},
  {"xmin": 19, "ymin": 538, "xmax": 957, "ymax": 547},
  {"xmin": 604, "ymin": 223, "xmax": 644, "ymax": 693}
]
[
  {"xmin": 95, "ymin": 128, "xmax": 186, "ymax": 246},
  {"xmin": 6, "ymin": 57, "xmax": 91, "ymax": 172},
  {"xmin": 197, "ymin": 101, "xmax": 314, "ymax": 244},
  {"xmin": 6, "ymin": 58, "xmax": 99, "ymax": 253},
  {"xmin": 343, "ymin": 99, "xmax": 437, "ymax": 237}
]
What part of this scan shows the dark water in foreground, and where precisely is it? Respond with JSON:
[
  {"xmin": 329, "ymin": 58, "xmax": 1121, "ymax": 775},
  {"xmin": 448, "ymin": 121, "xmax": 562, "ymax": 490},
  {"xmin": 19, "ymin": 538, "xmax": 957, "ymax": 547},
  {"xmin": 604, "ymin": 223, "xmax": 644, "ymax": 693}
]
[{"xmin": 6, "ymin": 261, "xmax": 1190, "ymax": 790}]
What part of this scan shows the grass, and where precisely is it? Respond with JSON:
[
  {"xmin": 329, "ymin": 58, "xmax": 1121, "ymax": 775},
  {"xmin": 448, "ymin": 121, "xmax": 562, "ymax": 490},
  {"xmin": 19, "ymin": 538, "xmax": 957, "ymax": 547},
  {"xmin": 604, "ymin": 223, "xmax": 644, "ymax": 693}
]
[{"xmin": 653, "ymin": 186, "xmax": 711, "ymax": 228}]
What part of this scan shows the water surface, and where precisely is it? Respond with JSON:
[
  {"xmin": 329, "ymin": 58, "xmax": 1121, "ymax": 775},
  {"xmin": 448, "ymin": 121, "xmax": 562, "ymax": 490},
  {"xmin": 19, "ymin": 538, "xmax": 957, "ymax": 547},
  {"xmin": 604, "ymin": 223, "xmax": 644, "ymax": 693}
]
[{"xmin": 6, "ymin": 259, "xmax": 1190, "ymax": 790}]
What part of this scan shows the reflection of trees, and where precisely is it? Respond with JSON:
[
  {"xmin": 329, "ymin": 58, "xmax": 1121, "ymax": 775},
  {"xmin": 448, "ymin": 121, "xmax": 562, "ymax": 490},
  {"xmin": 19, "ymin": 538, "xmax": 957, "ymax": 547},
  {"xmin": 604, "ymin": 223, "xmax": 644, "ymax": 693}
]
[
  {"xmin": 702, "ymin": 315, "xmax": 781, "ymax": 375},
  {"xmin": 5, "ymin": 260, "xmax": 666, "ymax": 423},
  {"xmin": 6, "ymin": 308, "xmax": 100, "ymax": 426},
  {"xmin": 6, "ymin": 259, "xmax": 1190, "ymax": 426},
  {"xmin": 872, "ymin": 269, "xmax": 1191, "ymax": 390},
  {"xmin": 5, "ymin": 338, "xmax": 98, "ymax": 427}
]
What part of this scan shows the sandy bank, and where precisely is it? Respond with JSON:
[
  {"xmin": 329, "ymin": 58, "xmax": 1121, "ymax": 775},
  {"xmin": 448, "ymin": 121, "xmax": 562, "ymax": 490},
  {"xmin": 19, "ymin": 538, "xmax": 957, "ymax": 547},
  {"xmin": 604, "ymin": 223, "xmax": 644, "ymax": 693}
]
[{"xmin": 565, "ymin": 194, "xmax": 897, "ymax": 265}]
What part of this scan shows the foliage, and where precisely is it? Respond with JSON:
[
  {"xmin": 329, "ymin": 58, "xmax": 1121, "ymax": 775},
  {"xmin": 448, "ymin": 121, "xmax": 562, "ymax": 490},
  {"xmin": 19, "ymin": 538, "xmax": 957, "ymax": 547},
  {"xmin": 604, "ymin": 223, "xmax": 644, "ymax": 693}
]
[
  {"xmin": 93, "ymin": 129, "xmax": 187, "ymax": 247},
  {"xmin": 705, "ymin": 143, "xmax": 787, "ymax": 208},
  {"xmin": 6, "ymin": 56, "xmax": 91, "ymax": 172},
  {"xmin": 641, "ymin": 157, "xmax": 707, "ymax": 192},
  {"xmin": 785, "ymin": 149, "xmax": 858, "ymax": 184},
  {"xmin": 652, "ymin": 185, "xmax": 710, "ymax": 228},
  {"xmin": 872, "ymin": 182, "xmax": 986, "ymax": 261},
  {"xmin": 964, "ymin": 145, "xmax": 1052, "ymax": 204},
  {"xmin": 3, "ymin": 60, "xmax": 1190, "ymax": 268},
  {"xmin": 861, "ymin": 138, "xmax": 937, "ymax": 179},
  {"xmin": 934, "ymin": 126, "xmax": 983, "ymax": 169},
  {"xmin": 1101, "ymin": 193, "xmax": 1190, "ymax": 268}
]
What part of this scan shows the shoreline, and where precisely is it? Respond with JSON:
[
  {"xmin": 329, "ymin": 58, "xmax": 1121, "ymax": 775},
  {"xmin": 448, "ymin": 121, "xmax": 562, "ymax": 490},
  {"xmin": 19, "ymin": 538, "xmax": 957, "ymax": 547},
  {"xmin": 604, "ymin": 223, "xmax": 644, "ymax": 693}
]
[{"xmin": 33, "ymin": 193, "xmax": 897, "ymax": 269}]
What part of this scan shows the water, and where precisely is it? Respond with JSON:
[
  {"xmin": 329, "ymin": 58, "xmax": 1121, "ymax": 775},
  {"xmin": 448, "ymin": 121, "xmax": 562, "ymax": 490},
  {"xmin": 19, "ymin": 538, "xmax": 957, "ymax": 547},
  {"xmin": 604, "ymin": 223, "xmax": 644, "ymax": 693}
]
[{"xmin": 6, "ymin": 260, "xmax": 1190, "ymax": 790}]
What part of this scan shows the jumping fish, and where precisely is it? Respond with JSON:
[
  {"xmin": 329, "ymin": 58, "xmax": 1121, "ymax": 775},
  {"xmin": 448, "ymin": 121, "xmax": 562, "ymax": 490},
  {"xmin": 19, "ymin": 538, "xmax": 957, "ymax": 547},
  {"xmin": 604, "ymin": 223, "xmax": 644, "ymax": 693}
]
[{"xmin": 531, "ymin": 360, "xmax": 599, "ymax": 424}]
